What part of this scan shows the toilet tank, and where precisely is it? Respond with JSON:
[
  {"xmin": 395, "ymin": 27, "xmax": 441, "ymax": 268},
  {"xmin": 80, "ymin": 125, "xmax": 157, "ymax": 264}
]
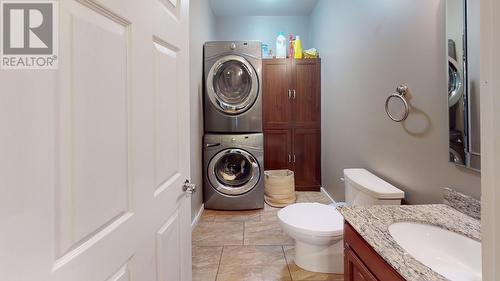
[{"xmin": 344, "ymin": 169, "xmax": 404, "ymax": 206}]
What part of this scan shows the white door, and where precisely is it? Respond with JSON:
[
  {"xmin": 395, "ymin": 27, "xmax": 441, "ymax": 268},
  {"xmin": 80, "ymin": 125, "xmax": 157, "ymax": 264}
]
[{"xmin": 0, "ymin": 0, "xmax": 192, "ymax": 280}]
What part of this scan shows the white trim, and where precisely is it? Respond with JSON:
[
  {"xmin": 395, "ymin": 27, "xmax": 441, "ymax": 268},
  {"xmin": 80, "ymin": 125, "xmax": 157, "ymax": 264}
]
[
  {"xmin": 191, "ymin": 203, "xmax": 204, "ymax": 231},
  {"xmin": 480, "ymin": 0, "xmax": 499, "ymax": 278},
  {"xmin": 320, "ymin": 187, "xmax": 336, "ymax": 205}
]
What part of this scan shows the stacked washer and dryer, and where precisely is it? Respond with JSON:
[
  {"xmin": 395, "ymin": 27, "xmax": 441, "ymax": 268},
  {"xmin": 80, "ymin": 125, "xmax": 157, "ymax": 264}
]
[{"xmin": 203, "ymin": 41, "xmax": 264, "ymax": 210}]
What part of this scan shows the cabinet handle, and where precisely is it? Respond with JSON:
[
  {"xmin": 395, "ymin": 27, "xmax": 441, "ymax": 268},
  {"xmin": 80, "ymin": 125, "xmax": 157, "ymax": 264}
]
[
  {"xmin": 293, "ymin": 154, "xmax": 296, "ymax": 163},
  {"xmin": 293, "ymin": 89, "xmax": 296, "ymax": 99},
  {"xmin": 288, "ymin": 89, "xmax": 291, "ymax": 99},
  {"xmin": 288, "ymin": 154, "xmax": 291, "ymax": 163}
]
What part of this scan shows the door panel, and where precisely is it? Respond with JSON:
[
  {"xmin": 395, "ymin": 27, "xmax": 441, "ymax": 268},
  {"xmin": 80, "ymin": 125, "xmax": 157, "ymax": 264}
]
[
  {"xmin": 56, "ymin": 3, "xmax": 131, "ymax": 255},
  {"xmin": 156, "ymin": 211, "xmax": 181, "ymax": 281},
  {"xmin": 153, "ymin": 39, "xmax": 182, "ymax": 196},
  {"xmin": 292, "ymin": 60, "xmax": 321, "ymax": 128},
  {"xmin": 293, "ymin": 128, "xmax": 321, "ymax": 191},
  {"xmin": 264, "ymin": 129, "xmax": 292, "ymax": 170},
  {"xmin": 0, "ymin": 0, "xmax": 191, "ymax": 280},
  {"xmin": 263, "ymin": 59, "xmax": 292, "ymax": 129},
  {"xmin": 106, "ymin": 264, "xmax": 131, "ymax": 281}
]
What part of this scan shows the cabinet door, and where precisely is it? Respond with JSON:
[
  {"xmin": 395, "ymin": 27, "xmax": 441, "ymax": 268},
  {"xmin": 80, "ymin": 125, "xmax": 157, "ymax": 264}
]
[
  {"xmin": 262, "ymin": 59, "xmax": 292, "ymax": 129},
  {"xmin": 292, "ymin": 59, "xmax": 321, "ymax": 128},
  {"xmin": 293, "ymin": 128, "xmax": 321, "ymax": 190},
  {"xmin": 264, "ymin": 129, "xmax": 292, "ymax": 171},
  {"xmin": 345, "ymin": 247, "xmax": 379, "ymax": 281}
]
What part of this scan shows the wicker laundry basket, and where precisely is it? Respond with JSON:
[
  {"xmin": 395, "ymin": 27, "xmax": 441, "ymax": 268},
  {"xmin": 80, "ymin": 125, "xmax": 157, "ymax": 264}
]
[{"xmin": 264, "ymin": 169, "xmax": 296, "ymax": 207}]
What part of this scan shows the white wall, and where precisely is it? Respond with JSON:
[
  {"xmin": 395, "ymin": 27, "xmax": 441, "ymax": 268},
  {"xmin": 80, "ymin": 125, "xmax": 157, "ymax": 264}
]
[
  {"xmin": 189, "ymin": 0, "xmax": 215, "ymax": 222},
  {"xmin": 310, "ymin": 0, "xmax": 481, "ymax": 203},
  {"xmin": 213, "ymin": 16, "xmax": 311, "ymax": 52}
]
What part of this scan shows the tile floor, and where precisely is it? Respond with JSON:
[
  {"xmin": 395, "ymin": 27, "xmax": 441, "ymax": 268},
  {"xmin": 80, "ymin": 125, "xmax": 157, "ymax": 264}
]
[{"xmin": 192, "ymin": 192, "xmax": 344, "ymax": 281}]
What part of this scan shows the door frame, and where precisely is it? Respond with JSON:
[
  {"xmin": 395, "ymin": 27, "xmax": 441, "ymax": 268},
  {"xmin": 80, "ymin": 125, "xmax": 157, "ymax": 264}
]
[{"xmin": 480, "ymin": 0, "xmax": 500, "ymax": 278}]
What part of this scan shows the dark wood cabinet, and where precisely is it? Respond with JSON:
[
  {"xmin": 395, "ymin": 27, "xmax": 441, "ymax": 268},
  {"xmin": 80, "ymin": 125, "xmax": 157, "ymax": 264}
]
[
  {"xmin": 263, "ymin": 58, "xmax": 321, "ymax": 191},
  {"xmin": 293, "ymin": 128, "xmax": 321, "ymax": 190},
  {"xmin": 345, "ymin": 247, "xmax": 378, "ymax": 281},
  {"xmin": 344, "ymin": 222, "xmax": 406, "ymax": 281},
  {"xmin": 264, "ymin": 129, "xmax": 292, "ymax": 170},
  {"xmin": 262, "ymin": 59, "xmax": 292, "ymax": 129},
  {"xmin": 292, "ymin": 60, "xmax": 321, "ymax": 128}
]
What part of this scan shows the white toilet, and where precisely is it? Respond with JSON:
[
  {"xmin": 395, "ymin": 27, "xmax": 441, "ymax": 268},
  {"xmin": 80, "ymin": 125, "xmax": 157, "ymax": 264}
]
[{"xmin": 277, "ymin": 168, "xmax": 405, "ymax": 274}]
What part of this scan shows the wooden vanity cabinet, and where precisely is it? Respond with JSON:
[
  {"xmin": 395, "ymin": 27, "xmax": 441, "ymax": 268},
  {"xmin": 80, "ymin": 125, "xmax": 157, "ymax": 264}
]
[
  {"xmin": 262, "ymin": 58, "xmax": 321, "ymax": 191},
  {"xmin": 344, "ymin": 222, "xmax": 406, "ymax": 281}
]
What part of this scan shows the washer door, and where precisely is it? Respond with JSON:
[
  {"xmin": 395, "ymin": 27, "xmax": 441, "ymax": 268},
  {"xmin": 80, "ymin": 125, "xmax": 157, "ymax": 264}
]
[
  {"xmin": 208, "ymin": 148, "xmax": 260, "ymax": 195},
  {"xmin": 207, "ymin": 55, "xmax": 259, "ymax": 115},
  {"xmin": 448, "ymin": 57, "xmax": 463, "ymax": 108}
]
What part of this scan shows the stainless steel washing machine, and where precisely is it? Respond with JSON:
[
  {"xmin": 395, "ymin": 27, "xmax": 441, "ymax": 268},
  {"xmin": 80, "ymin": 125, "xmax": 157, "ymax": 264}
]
[
  {"xmin": 203, "ymin": 133, "xmax": 264, "ymax": 210},
  {"xmin": 204, "ymin": 41, "xmax": 262, "ymax": 133}
]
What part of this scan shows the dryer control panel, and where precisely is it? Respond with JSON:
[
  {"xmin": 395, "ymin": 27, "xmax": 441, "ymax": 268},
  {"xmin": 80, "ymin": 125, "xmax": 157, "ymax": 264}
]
[{"xmin": 204, "ymin": 133, "xmax": 263, "ymax": 149}]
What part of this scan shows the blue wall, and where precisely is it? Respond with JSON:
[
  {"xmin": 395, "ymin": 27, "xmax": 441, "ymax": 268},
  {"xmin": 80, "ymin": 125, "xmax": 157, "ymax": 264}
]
[{"xmin": 213, "ymin": 16, "xmax": 311, "ymax": 55}]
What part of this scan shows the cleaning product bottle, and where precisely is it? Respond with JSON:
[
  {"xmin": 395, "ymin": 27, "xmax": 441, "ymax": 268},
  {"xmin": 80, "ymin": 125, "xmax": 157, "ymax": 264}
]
[
  {"xmin": 275, "ymin": 32, "xmax": 287, "ymax": 59},
  {"xmin": 289, "ymin": 34, "xmax": 294, "ymax": 58},
  {"xmin": 294, "ymin": 35, "xmax": 303, "ymax": 59}
]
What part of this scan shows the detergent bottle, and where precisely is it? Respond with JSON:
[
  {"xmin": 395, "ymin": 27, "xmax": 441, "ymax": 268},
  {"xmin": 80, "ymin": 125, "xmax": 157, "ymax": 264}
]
[
  {"xmin": 275, "ymin": 32, "xmax": 287, "ymax": 58},
  {"xmin": 294, "ymin": 35, "xmax": 303, "ymax": 59}
]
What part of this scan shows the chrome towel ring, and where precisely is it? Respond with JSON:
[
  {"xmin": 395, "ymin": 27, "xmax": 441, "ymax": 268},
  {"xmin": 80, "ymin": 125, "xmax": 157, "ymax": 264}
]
[{"xmin": 385, "ymin": 84, "xmax": 409, "ymax": 122}]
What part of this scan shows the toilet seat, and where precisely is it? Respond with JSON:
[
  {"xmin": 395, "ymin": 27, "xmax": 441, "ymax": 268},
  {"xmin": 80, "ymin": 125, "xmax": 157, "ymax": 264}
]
[{"xmin": 278, "ymin": 203, "xmax": 344, "ymax": 237}]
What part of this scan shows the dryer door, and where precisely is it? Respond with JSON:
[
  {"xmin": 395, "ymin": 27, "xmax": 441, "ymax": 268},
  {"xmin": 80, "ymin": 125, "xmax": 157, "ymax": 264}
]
[
  {"xmin": 207, "ymin": 55, "xmax": 259, "ymax": 115},
  {"xmin": 208, "ymin": 148, "xmax": 261, "ymax": 195},
  {"xmin": 448, "ymin": 56, "xmax": 463, "ymax": 107}
]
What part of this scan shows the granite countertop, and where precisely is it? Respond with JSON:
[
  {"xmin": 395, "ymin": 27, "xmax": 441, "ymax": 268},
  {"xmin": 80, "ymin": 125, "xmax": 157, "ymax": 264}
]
[{"xmin": 340, "ymin": 204, "xmax": 481, "ymax": 281}]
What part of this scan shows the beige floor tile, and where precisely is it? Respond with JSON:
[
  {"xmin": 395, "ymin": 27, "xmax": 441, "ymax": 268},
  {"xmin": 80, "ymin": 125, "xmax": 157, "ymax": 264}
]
[
  {"xmin": 260, "ymin": 208, "xmax": 280, "ymax": 222},
  {"xmin": 263, "ymin": 202, "xmax": 282, "ymax": 212},
  {"xmin": 192, "ymin": 246, "xmax": 223, "ymax": 281},
  {"xmin": 216, "ymin": 264, "xmax": 292, "ymax": 281},
  {"xmin": 295, "ymin": 192, "xmax": 311, "ymax": 203},
  {"xmin": 204, "ymin": 209, "xmax": 262, "ymax": 223},
  {"xmin": 217, "ymin": 246, "xmax": 291, "ymax": 281},
  {"xmin": 219, "ymin": 245, "xmax": 286, "ymax": 267},
  {"xmin": 305, "ymin": 192, "xmax": 332, "ymax": 205},
  {"xmin": 199, "ymin": 211, "xmax": 217, "ymax": 224},
  {"xmin": 193, "ymin": 222, "xmax": 244, "ymax": 246},
  {"xmin": 244, "ymin": 220, "xmax": 293, "ymax": 246},
  {"xmin": 283, "ymin": 246, "xmax": 343, "ymax": 281}
]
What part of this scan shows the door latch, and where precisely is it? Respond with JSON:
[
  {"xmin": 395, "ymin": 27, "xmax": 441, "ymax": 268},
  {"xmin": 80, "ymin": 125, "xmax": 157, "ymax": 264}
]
[{"xmin": 183, "ymin": 179, "xmax": 196, "ymax": 194}]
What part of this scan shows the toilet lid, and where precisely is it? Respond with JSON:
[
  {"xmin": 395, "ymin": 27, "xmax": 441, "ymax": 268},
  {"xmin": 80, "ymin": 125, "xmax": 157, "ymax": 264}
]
[{"xmin": 278, "ymin": 203, "xmax": 344, "ymax": 237}]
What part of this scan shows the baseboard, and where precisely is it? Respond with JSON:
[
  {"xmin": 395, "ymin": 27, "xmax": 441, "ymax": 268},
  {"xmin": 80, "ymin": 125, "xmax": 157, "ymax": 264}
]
[
  {"xmin": 320, "ymin": 187, "xmax": 337, "ymax": 205},
  {"xmin": 191, "ymin": 204, "xmax": 204, "ymax": 231}
]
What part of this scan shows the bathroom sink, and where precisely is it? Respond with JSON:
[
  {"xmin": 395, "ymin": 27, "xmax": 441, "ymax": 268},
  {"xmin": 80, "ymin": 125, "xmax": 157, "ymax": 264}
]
[{"xmin": 388, "ymin": 222, "xmax": 482, "ymax": 281}]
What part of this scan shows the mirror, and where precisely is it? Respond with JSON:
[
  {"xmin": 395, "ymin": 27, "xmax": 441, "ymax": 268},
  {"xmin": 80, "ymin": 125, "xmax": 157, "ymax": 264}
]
[{"xmin": 447, "ymin": 0, "xmax": 480, "ymax": 171}]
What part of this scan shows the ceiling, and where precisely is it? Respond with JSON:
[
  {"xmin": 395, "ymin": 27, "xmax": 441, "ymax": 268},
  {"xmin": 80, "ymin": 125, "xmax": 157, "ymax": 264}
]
[{"xmin": 209, "ymin": 0, "xmax": 319, "ymax": 17}]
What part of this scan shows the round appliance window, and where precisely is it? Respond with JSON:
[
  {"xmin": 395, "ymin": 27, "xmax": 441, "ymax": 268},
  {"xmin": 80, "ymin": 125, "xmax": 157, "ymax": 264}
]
[
  {"xmin": 448, "ymin": 57, "xmax": 463, "ymax": 108},
  {"xmin": 208, "ymin": 149, "xmax": 260, "ymax": 196},
  {"xmin": 207, "ymin": 55, "xmax": 259, "ymax": 115}
]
